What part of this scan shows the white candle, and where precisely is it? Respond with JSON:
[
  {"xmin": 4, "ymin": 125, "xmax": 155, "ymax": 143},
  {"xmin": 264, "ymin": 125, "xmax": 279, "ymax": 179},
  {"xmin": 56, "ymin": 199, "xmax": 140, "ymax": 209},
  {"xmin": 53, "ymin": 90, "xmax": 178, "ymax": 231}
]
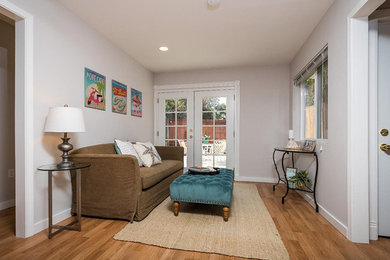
[{"xmin": 289, "ymin": 130, "xmax": 294, "ymax": 139}]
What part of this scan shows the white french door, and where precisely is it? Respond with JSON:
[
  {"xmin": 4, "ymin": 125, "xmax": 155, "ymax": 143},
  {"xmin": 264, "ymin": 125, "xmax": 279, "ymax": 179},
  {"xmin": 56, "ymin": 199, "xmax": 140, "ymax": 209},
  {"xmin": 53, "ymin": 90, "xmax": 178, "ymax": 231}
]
[
  {"xmin": 156, "ymin": 89, "xmax": 235, "ymax": 169},
  {"xmin": 157, "ymin": 92, "xmax": 194, "ymax": 168},
  {"xmin": 194, "ymin": 90, "xmax": 234, "ymax": 168}
]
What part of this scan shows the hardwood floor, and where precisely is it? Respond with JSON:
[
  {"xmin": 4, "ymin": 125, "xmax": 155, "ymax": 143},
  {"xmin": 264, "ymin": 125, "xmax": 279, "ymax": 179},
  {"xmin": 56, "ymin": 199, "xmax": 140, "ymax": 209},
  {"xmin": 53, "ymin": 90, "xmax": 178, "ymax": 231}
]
[{"xmin": 0, "ymin": 183, "xmax": 389, "ymax": 259}]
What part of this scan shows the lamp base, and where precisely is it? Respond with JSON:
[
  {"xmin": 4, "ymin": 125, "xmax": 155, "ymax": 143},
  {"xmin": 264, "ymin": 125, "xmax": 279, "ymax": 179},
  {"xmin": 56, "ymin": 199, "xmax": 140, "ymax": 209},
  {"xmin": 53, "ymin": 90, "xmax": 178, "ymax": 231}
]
[
  {"xmin": 57, "ymin": 132, "xmax": 74, "ymax": 169},
  {"xmin": 57, "ymin": 161, "xmax": 75, "ymax": 169}
]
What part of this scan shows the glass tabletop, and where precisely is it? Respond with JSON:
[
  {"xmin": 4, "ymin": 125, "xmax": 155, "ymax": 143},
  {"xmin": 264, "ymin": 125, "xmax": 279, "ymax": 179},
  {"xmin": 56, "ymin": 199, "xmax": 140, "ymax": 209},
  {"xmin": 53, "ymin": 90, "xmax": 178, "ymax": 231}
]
[
  {"xmin": 37, "ymin": 162, "xmax": 91, "ymax": 172},
  {"xmin": 274, "ymin": 147, "xmax": 316, "ymax": 154}
]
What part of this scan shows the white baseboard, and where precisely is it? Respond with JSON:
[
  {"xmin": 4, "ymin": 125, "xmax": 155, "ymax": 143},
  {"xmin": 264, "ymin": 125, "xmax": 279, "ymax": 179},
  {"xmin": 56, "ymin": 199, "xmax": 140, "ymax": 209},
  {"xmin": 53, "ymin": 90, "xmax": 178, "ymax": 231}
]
[
  {"xmin": 235, "ymin": 176, "xmax": 277, "ymax": 183},
  {"xmin": 298, "ymin": 192, "xmax": 348, "ymax": 237},
  {"xmin": 34, "ymin": 208, "xmax": 71, "ymax": 234},
  {"xmin": 0, "ymin": 199, "xmax": 15, "ymax": 210},
  {"xmin": 369, "ymin": 221, "xmax": 378, "ymax": 240}
]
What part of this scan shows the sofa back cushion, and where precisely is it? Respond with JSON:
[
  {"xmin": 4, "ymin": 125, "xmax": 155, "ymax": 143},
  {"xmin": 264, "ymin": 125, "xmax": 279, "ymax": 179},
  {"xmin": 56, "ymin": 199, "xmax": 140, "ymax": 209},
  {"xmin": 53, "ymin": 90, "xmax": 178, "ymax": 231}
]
[{"xmin": 71, "ymin": 143, "xmax": 116, "ymax": 155}]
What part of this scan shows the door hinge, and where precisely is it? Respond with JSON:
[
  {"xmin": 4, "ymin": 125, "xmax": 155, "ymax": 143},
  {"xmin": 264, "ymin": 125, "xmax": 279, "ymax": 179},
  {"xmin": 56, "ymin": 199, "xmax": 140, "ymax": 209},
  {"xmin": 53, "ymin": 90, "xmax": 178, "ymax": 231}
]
[
  {"xmin": 233, "ymin": 131, "xmax": 235, "ymax": 138},
  {"xmin": 233, "ymin": 95, "xmax": 235, "ymax": 101},
  {"xmin": 157, "ymin": 131, "xmax": 159, "ymax": 137},
  {"xmin": 157, "ymin": 98, "xmax": 159, "ymax": 103}
]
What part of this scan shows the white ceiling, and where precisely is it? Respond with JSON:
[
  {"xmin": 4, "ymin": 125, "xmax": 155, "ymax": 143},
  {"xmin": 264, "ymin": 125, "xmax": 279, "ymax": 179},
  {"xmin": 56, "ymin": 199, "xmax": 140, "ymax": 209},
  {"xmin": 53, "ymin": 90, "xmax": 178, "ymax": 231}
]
[{"xmin": 58, "ymin": 0, "xmax": 335, "ymax": 73}]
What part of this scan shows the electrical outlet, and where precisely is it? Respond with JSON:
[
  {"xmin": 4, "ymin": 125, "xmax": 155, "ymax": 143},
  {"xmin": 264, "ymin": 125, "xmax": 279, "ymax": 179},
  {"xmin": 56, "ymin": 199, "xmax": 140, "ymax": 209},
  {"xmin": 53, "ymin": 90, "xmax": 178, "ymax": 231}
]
[{"xmin": 8, "ymin": 169, "xmax": 15, "ymax": 178}]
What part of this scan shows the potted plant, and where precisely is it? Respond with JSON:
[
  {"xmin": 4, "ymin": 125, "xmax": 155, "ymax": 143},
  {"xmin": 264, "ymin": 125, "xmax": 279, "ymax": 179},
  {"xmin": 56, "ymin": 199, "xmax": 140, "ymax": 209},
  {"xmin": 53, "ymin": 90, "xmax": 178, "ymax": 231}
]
[
  {"xmin": 289, "ymin": 170, "xmax": 312, "ymax": 189},
  {"xmin": 202, "ymin": 135, "xmax": 210, "ymax": 144}
]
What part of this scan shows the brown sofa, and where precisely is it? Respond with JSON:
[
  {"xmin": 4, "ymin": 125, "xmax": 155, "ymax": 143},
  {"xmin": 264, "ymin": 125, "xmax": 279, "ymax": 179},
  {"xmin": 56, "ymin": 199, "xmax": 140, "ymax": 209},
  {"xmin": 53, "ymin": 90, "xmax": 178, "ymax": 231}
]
[{"xmin": 69, "ymin": 143, "xmax": 184, "ymax": 222}]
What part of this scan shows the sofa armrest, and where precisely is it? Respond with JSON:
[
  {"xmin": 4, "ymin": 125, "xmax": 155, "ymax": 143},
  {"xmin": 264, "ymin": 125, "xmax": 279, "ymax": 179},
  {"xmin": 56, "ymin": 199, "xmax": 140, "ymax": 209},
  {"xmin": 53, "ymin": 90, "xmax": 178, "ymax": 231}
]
[
  {"xmin": 69, "ymin": 153, "xmax": 141, "ymax": 221},
  {"xmin": 155, "ymin": 146, "xmax": 184, "ymax": 162}
]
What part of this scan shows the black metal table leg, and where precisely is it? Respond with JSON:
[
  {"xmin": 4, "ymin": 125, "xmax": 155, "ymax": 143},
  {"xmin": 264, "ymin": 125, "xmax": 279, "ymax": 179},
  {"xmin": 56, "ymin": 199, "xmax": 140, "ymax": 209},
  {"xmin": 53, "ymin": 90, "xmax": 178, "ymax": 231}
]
[
  {"xmin": 281, "ymin": 152, "xmax": 289, "ymax": 204},
  {"xmin": 272, "ymin": 149, "xmax": 281, "ymax": 191},
  {"xmin": 313, "ymin": 152, "xmax": 319, "ymax": 212}
]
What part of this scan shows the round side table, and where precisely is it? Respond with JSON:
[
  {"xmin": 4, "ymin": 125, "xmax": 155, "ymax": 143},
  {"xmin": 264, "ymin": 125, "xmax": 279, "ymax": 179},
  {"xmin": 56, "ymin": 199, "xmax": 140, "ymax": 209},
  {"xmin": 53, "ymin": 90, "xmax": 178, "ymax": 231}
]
[{"xmin": 37, "ymin": 162, "xmax": 91, "ymax": 239}]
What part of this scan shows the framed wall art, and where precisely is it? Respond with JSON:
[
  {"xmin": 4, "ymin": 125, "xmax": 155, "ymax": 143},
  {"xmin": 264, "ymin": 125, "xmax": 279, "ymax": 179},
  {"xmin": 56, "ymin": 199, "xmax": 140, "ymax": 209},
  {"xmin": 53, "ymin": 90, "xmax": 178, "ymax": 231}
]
[
  {"xmin": 131, "ymin": 88, "xmax": 142, "ymax": 117},
  {"xmin": 112, "ymin": 80, "xmax": 127, "ymax": 114},
  {"xmin": 84, "ymin": 68, "xmax": 106, "ymax": 110}
]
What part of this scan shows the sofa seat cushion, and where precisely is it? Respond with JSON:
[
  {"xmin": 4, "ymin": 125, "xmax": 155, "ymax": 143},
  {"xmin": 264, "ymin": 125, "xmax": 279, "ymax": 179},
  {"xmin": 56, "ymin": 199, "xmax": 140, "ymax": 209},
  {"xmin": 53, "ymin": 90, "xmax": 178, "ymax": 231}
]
[{"xmin": 140, "ymin": 160, "xmax": 183, "ymax": 189}]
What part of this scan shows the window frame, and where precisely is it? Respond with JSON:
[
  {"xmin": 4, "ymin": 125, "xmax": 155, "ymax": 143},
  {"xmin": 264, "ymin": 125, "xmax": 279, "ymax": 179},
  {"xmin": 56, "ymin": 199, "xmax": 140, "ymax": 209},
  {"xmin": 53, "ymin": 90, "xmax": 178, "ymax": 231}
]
[{"xmin": 294, "ymin": 47, "xmax": 328, "ymax": 141}]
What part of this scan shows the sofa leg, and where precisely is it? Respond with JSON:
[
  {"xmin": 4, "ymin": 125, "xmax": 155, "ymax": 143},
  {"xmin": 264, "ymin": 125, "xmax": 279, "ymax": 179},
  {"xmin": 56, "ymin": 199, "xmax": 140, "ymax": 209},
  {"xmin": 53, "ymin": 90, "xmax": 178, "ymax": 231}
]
[
  {"xmin": 223, "ymin": 206, "xmax": 229, "ymax": 222},
  {"xmin": 173, "ymin": 202, "xmax": 180, "ymax": 216}
]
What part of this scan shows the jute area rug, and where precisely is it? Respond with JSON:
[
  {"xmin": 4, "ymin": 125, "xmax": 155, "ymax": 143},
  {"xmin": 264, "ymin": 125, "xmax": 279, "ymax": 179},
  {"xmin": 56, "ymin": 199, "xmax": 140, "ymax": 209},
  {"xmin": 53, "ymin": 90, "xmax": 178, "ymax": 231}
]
[{"xmin": 114, "ymin": 183, "xmax": 289, "ymax": 259}]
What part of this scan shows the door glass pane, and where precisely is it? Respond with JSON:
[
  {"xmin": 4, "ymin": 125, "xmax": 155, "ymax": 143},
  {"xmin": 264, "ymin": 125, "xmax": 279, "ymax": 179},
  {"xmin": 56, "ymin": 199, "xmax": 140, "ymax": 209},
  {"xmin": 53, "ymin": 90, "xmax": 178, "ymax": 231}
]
[
  {"xmin": 165, "ymin": 127, "xmax": 175, "ymax": 139},
  {"xmin": 177, "ymin": 127, "xmax": 187, "ymax": 139},
  {"xmin": 214, "ymin": 140, "xmax": 226, "ymax": 154},
  {"xmin": 215, "ymin": 127, "xmax": 226, "ymax": 140},
  {"xmin": 165, "ymin": 99, "xmax": 175, "ymax": 112},
  {"xmin": 215, "ymin": 112, "xmax": 226, "ymax": 125},
  {"xmin": 202, "ymin": 127, "xmax": 214, "ymax": 140},
  {"xmin": 165, "ymin": 140, "xmax": 176, "ymax": 146},
  {"xmin": 165, "ymin": 113, "xmax": 175, "ymax": 125},
  {"xmin": 202, "ymin": 97, "xmax": 227, "ymax": 111},
  {"xmin": 202, "ymin": 112, "xmax": 213, "ymax": 125},
  {"xmin": 215, "ymin": 155, "xmax": 226, "ymax": 168},
  {"xmin": 177, "ymin": 99, "xmax": 187, "ymax": 111},
  {"xmin": 177, "ymin": 113, "xmax": 187, "ymax": 125}
]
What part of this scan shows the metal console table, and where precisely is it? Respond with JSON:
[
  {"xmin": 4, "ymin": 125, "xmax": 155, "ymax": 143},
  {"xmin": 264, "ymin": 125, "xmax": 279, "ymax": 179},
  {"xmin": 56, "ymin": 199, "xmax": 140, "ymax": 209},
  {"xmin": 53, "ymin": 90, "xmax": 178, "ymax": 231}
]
[
  {"xmin": 37, "ymin": 162, "xmax": 91, "ymax": 239},
  {"xmin": 272, "ymin": 147, "xmax": 319, "ymax": 212}
]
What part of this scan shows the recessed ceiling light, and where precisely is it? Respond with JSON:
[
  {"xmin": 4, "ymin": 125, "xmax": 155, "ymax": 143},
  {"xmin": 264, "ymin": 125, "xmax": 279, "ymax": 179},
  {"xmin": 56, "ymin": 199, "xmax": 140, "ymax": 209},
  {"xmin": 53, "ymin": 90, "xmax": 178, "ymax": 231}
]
[{"xmin": 159, "ymin": 46, "xmax": 168, "ymax": 52}]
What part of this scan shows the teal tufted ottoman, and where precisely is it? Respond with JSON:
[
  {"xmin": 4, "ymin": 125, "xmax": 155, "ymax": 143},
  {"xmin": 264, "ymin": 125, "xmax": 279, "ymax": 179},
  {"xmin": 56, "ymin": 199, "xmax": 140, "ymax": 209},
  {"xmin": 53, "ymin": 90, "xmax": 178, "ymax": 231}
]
[{"xmin": 169, "ymin": 168, "xmax": 234, "ymax": 221}]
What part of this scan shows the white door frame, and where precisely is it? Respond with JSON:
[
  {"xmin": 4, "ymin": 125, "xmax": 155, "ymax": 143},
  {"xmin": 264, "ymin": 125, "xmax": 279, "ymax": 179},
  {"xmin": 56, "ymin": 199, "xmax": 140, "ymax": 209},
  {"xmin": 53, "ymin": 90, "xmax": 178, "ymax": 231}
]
[
  {"xmin": 347, "ymin": 0, "xmax": 385, "ymax": 243},
  {"xmin": 154, "ymin": 81, "xmax": 240, "ymax": 177},
  {"xmin": 0, "ymin": 0, "xmax": 34, "ymax": 238}
]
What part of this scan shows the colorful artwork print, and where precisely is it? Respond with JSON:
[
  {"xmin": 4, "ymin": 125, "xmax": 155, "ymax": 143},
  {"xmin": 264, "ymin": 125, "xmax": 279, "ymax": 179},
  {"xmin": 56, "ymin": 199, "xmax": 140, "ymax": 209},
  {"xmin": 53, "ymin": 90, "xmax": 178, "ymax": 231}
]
[
  {"xmin": 84, "ymin": 68, "xmax": 106, "ymax": 110},
  {"xmin": 131, "ymin": 88, "xmax": 142, "ymax": 117},
  {"xmin": 112, "ymin": 80, "xmax": 127, "ymax": 114}
]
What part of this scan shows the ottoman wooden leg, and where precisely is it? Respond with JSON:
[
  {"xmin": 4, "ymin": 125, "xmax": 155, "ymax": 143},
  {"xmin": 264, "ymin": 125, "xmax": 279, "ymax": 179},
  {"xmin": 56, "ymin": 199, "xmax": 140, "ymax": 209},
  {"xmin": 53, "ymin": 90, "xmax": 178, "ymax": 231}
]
[
  {"xmin": 223, "ymin": 206, "xmax": 229, "ymax": 222},
  {"xmin": 173, "ymin": 202, "xmax": 180, "ymax": 216}
]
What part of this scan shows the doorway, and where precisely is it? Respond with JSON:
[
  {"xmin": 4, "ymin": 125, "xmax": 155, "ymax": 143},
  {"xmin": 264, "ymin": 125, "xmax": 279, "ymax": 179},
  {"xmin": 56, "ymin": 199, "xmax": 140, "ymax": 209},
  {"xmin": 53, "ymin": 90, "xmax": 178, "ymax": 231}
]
[
  {"xmin": 0, "ymin": 14, "xmax": 15, "ymax": 213},
  {"xmin": 155, "ymin": 82, "xmax": 239, "ymax": 173},
  {"xmin": 0, "ymin": 2, "xmax": 34, "ymax": 238}
]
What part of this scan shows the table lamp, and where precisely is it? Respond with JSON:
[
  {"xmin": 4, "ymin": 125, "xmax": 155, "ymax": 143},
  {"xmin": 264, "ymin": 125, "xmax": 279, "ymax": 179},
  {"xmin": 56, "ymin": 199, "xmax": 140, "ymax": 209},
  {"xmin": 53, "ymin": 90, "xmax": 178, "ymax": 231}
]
[{"xmin": 44, "ymin": 105, "xmax": 86, "ymax": 168}]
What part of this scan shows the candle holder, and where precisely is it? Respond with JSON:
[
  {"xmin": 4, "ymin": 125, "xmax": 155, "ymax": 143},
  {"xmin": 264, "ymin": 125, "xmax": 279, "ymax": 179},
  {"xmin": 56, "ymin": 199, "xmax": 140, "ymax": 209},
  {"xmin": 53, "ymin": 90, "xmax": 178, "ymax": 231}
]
[{"xmin": 286, "ymin": 130, "xmax": 299, "ymax": 149}]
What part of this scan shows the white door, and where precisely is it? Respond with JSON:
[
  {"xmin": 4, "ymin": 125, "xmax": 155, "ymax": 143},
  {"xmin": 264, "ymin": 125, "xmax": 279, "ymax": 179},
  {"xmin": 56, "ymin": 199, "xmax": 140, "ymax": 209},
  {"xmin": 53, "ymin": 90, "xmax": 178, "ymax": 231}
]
[
  {"xmin": 194, "ymin": 90, "xmax": 235, "ymax": 168},
  {"xmin": 378, "ymin": 22, "xmax": 390, "ymax": 237},
  {"xmin": 157, "ymin": 92, "xmax": 194, "ymax": 168}
]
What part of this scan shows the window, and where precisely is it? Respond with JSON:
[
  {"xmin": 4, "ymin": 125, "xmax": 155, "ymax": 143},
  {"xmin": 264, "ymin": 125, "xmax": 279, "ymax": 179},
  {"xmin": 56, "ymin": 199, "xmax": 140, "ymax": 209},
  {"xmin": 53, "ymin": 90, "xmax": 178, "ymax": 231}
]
[{"xmin": 295, "ymin": 46, "xmax": 328, "ymax": 139}]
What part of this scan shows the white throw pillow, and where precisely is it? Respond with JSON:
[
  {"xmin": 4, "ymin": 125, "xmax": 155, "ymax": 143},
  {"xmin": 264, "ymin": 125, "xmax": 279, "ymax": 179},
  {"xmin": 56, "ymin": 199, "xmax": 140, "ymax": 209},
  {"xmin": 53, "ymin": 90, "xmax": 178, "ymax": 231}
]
[
  {"xmin": 114, "ymin": 139, "xmax": 143, "ymax": 166},
  {"xmin": 136, "ymin": 142, "xmax": 162, "ymax": 161},
  {"xmin": 133, "ymin": 143, "xmax": 162, "ymax": 167}
]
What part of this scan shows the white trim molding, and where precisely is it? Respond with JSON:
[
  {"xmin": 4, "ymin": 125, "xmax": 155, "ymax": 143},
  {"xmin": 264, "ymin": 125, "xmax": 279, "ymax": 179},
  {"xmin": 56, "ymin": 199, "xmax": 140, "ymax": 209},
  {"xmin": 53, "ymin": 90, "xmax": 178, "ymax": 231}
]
[
  {"xmin": 235, "ymin": 176, "xmax": 277, "ymax": 183},
  {"xmin": 347, "ymin": 0, "xmax": 384, "ymax": 243},
  {"xmin": 299, "ymin": 192, "xmax": 348, "ymax": 237},
  {"xmin": 34, "ymin": 208, "xmax": 71, "ymax": 234},
  {"xmin": 368, "ymin": 19, "xmax": 379, "ymax": 241},
  {"xmin": 0, "ymin": 199, "xmax": 15, "ymax": 211},
  {"xmin": 0, "ymin": 0, "xmax": 34, "ymax": 238}
]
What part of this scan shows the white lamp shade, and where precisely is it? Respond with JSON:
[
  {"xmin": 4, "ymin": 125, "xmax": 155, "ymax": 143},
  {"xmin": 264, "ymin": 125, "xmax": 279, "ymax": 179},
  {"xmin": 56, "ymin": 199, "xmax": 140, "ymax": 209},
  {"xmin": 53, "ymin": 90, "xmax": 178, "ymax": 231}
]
[{"xmin": 44, "ymin": 107, "xmax": 86, "ymax": 133}]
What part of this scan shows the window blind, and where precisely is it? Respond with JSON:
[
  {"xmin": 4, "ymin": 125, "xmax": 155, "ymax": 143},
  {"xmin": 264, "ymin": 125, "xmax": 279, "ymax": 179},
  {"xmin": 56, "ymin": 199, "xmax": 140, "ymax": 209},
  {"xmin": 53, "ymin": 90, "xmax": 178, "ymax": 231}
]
[{"xmin": 294, "ymin": 45, "xmax": 328, "ymax": 86}]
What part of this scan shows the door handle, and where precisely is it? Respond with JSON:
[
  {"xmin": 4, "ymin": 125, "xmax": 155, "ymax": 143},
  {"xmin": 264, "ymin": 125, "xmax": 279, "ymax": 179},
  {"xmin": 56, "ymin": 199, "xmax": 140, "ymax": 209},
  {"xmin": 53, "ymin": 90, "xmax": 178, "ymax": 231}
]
[
  {"xmin": 380, "ymin": 144, "xmax": 390, "ymax": 152},
  {"xmin": 380, "ymin": 129, "xmax": 389, "ymax": 136}
]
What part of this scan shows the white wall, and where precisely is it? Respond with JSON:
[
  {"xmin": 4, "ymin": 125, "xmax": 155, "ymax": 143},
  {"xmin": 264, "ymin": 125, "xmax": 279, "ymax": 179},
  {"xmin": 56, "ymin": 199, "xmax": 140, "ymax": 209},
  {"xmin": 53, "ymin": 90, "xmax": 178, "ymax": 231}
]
[
  {"xmin": 7, "ymin": 0, "xmax": 154, "ymax": 232},
  {"xmin": 289, "ymin": 0, "xmax": 361, "ymax": 232},
  {"xmin": 154, "ymin": 65, "xmax": 290, "ymax": 181},
  {"xmin": 0, "ymin": 18, "xmax": 15, "ymax": 210}
]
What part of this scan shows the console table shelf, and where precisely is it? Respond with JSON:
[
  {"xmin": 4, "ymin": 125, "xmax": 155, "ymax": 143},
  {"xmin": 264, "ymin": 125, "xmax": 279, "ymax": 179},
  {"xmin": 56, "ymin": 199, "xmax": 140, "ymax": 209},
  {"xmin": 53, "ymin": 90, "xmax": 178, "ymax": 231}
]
[{"xmin": 272, "ymin": 147, "xmax": 319, "ymax": 212}]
